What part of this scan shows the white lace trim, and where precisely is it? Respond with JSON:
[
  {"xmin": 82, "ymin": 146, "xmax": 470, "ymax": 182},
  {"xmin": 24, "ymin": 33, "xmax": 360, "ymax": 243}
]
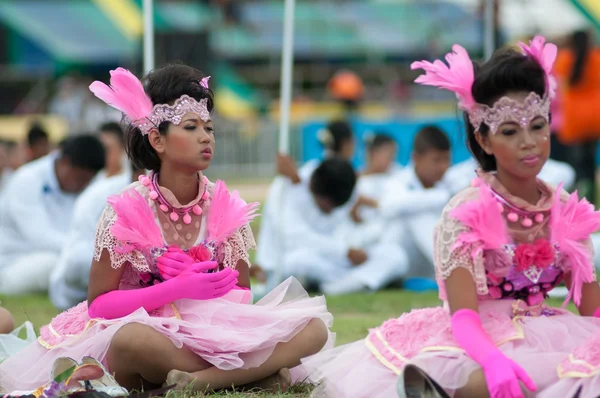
[
  {"xmin": 434, "ymin": 188, "xmax": 489, "ymax": 299},
  {"xmin": 218, "ymin": 223, "xmax": 256, "ymax": 269},
  {"xmin": 93, "ymin": 181, "xmax": 257, "ymax": 272},
  {"xmin": 93, "ymin": 183, "xmax": 153, "ymax": 272}
]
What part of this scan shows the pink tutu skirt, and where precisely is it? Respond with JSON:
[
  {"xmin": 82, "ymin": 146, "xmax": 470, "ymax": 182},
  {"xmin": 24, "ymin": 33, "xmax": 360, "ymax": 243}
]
[
  {"xmin": 0, "ymin": 277, "xmax": 334, "ymax": 391},
  {"xmin": 300, "ymin": 299, "xmax": 600, "ymax": 398}
]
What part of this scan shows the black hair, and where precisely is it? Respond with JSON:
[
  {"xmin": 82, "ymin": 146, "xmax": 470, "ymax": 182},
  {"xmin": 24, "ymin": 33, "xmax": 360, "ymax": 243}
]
[
  {"xmin": 465, "ymin": 48, "xmax": 547, "ymax": 171},
  {"xmin": 413, "ymin": 125, "xmax": 450, "ymax": 154},
  {"xmin": 310, "ymin": 158, "xmax": 356, "ymax": 208},
  {"xmin": 131, "ymin": 161, "xmax": 144, "ymax": 174},
  {"xmin": 27, "ymin": 123, "xmax": 49, "ymax": 148},
  {"xmin": 318, "ymin": 120, "xmax": 353, "ymax": 154},
  {"xmin": 99, "ymin": 122, "xmax": 124, "ymax": 146},
  {"xmin": 61, "ymin": 135, "xmax": 105, "ymax": 172},
  {"xmin": 365, "ymin": 132, "xmax": 396, "ymax": 152},
  {"xmin": 124, "ymin": 64, "xmax": 214, "ymax": 171},
  {"xmin": 570, "ymin": 30, "xmax": 590, "ymax": 86}
]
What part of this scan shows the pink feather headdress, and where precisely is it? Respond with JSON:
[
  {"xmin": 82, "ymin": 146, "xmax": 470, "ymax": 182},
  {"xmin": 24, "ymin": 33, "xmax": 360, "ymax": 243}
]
[
  {"xmin": 411, "ymin": 44, "xmax": 477, "ymax": 112},
  {"xmin": 89, "ymin": 68, "xmax": 211, "ymax": 135},
  {"xmin": 411, "ymin": 35, "xmax": 557, "ymax": 132},
  {"xmin": 518, "ymin": 36, "xmax": 558, "ymax": 99}
]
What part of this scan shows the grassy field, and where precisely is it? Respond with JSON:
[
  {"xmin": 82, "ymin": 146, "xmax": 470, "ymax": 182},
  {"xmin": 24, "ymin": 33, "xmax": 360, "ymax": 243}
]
[
  {"xmin": 0, "ymin": 290, "xmax": 443, "ymax": 347},
  {"xmin": 0, "ymin": 291, "xmax": 575, "ymax": 397},
  {"xmin": 0, "ymin": 290, "xmax": 442, "ymax": 397}
]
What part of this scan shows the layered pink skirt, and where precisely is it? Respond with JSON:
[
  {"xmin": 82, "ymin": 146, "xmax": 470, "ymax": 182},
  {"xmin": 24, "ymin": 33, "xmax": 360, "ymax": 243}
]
[
  {"xmin": 0, "ymin": 277, "xmax": 334, "ymax": 391},
  {"xmin": 301, "ymin": 300, "xmax": 600, "ymax": 398}
]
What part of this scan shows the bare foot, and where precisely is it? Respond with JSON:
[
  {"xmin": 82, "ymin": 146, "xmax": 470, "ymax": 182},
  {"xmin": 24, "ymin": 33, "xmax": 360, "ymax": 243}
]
[
  {"xmin": 243, "ymin": 368, "xmax": 292, "ymax": 393},
  {"xmin": 165, "ymin": 370, "xmax": 199, "ymax": 391}
]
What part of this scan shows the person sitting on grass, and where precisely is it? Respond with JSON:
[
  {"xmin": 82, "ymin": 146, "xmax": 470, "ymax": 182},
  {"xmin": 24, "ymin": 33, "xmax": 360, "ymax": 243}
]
[
  {"xmin": 302, "ymin": 36, "xmax": 600, "ymax": 398},
  {"xmin": 0, "ymin": 64, "xmax": 332, "ymax": 393},
  {"xmin": 0, "ymin": 306, "xmax": 14, "ymax": 334}
]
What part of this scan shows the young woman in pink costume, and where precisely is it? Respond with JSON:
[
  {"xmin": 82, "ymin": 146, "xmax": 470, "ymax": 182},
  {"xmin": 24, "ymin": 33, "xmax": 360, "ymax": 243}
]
[
  {"xmin": 0, "ymin": 64, "xmax": 332, "ymax": 392},
  {"xmin": 301, "ymin": 36, "xmax": 600, "ymax": 398}
]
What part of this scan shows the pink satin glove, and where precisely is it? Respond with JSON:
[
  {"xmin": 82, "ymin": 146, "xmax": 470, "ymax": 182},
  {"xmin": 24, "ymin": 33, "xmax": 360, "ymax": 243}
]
[
  {"xmin": 451, "ymin": 309, "xmax": 536, "ymax": 398},
  {"xmin": 89, "ymin": 262, "xmax": 239, "ymax": 320},
  {"xmin": 480, "ymin": 351, "xmax": 536, "ymax": 398},
  {"xmin": 157, "ymin": 247, "xmax": 216, "ymax": 280},
  {"xmin": 173, "ymin": 264, "xmax": 239, "ymax": 300}
]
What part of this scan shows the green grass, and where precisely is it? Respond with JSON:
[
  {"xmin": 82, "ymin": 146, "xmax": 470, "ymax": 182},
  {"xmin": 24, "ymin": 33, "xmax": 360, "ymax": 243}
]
[
  {"xmin": 0, "ymin": 290, "xmax": 440, "ymax": 397},
  {"xmin": 0, "ymin": 291, "xmax": 576, "ymax": 397},
  {"xmin": 0, "ymin": 290, "xmax": 442, "ymax": 346}
]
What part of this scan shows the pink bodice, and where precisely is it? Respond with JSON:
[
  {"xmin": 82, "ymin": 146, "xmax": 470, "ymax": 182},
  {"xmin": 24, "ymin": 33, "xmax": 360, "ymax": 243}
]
[
  {"xmin": 93, "ymin": 177, "xmax": 256, "ymax": 291},
  {"xmin": 434, "ymin": 171, "xmax": 597, "ymax": 305}
]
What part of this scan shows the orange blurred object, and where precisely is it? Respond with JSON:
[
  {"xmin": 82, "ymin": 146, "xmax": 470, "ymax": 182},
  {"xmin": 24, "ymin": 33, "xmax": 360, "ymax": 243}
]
[
  {"xmin": 328, "ymin": 70, "xmax": 364, "ymax": 102},
  {"xmin": 554, "ymin": 48, "xmax": 600, "ymax": 144}
]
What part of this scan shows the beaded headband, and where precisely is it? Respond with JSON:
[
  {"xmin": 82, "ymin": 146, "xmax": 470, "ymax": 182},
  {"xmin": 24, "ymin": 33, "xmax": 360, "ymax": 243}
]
[
  {"xmin": 89, "ymin": 68, "xmax": 211, "ymax": 135},
  {"xmin": 469, "ymin": 92, "xmax": 550, "ymax": 133},
  {"xmin": 127, "ymin": 95, "xmax": 210, "ymax": 135},
  {"xmin": 411, "ymin": 36, "xmax": 557, "ymax": 133}
]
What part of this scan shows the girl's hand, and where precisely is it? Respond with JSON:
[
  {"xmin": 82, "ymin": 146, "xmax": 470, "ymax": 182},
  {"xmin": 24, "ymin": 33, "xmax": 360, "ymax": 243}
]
[
  {"xmin": 173, "ymin": 267, "xmax": 239, "ymax": 301},
  {"xmin": 481, "ymin": 351, "xmax": 536, "ymax": 398},
  {"xmin": 157, "ymin": 246, "xmax": 210, "ymax": 280},
  {"xmin": 350, "ymin": 196, "xmax": 379, "ymax": 223},
  {"xmin": 276, "ymin": 153, "xmax": 301, "ymax": 184}
]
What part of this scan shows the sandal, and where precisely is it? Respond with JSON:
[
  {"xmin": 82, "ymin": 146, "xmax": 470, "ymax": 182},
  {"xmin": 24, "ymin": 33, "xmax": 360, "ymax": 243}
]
[
  {"xmin": 397, "ymin": 364, "xmax": 450, "ymax": 398},
  {"xmin": 30, "ymin": 357, "xmax": 102, "ymax": 397},
  {"xmin": 81, "ymin": 356, "xmax": 129, "ymax": 396}
]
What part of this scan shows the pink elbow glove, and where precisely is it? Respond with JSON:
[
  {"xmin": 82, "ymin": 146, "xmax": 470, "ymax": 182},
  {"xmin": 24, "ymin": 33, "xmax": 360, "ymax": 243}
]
[
  {"xmin": 451, "ymin": 309, "xmax": 536, "ymax": 398},
  {"xmin": 88, "ymin": 262, "xmax": 239, "ymax": 320},
  {"xmin": 158, "ymin": 247, "xmax": 251, "ymax": 300},
  {"xmin": 157, "ymin": 247, "xmax": 198, "ymax": 280}
]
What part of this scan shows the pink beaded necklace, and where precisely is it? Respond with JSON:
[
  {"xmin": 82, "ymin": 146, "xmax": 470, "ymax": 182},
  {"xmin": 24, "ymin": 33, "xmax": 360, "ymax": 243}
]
[
  {"xmin": 138, "ymin": 173, "xmax": 211, "ymax": 225},
  {"xmin": 492, "ymin": 189, "xmax": 545, "ymax": 227},
  {"xmin": 472, "ymin": 177, "xmax": 546, "ymax": 228}
]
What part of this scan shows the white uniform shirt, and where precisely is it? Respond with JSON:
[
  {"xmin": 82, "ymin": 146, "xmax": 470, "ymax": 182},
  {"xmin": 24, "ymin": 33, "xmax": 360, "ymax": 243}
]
[
  {"xmin": 379, "ymin": 165, "xmax": 451, "ymax": 220},
  {"xmin": 0, "ymin": 153, "xmax": 78, "ymax": 268}
]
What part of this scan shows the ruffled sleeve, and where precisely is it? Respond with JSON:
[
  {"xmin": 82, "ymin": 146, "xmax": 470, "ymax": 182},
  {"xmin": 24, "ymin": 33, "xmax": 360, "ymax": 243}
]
[
  {"xmin": 551, "ymin": 188, "xmax": 599, "ymax": 305},
  {"xmin": 93, "ymin": 184, "xmax": 152, "ymax": 273},
  {"xmin": 554, "ymin": 189, "xmax": 597, "ymax": 279},
  {"xmin": 434, "ymin": 188, "xmax": 489, "ymax": 301},
  {"xmin": 218, "ymin": 223, "xmax": 256, "ymax": 269}
]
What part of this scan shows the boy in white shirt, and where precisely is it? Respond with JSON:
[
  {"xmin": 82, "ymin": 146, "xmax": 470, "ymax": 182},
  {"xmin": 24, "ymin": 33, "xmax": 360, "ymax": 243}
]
[
  {"xmin": 378, "ymin": 125, "xmax": 452, "ymax": 278},
  {"xmin": 25, "ymin": 123, "xmax": 51, "ymax": 162},
  {"xmin": 0, "ymin": 135, "xmax": 105, "ymax": 295},
  {"xmin": 259, "ymin": 159, "xmax": 358, "ymax": 289},
  {"xmin": 323, "ymin": 133, "xmax": 410, "ymax": 295}
]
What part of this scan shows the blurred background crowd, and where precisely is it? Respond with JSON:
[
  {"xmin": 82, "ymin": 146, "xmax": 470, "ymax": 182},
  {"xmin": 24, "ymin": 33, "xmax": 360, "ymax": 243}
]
[{"xmin": 0, "ymin": 0, "xmax": 599, "ymax": 305}]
